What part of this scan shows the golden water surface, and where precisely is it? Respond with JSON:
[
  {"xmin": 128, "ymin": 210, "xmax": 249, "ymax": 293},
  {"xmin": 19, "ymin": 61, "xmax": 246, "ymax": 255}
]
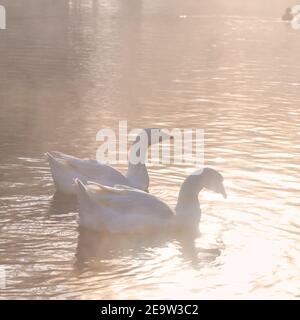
[{"xmin": 0, "ymin": 0, "xmax": 300, "ymax": 299}]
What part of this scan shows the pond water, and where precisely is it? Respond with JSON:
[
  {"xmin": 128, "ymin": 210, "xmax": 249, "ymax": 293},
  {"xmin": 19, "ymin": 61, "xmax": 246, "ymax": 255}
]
[{"xmin": 0, "ymin": 0, "xmax": 300, "ymax": 299}]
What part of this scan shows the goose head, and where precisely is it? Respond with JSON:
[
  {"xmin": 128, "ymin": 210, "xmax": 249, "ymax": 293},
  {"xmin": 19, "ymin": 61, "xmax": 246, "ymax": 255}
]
[
  {"xmin": 198, "ymin": 167, "xmax": 227, "ymax": 199},
  {"xmin": 286, "ymin": 7, "xmax": 292, "ymax": 14},
  {"xmin": 177, "ymin": 167, "xmax": 227, "ymax": 209},
  {"xmin": 133, "ymin": 128, "xmax": 173, "ymax": 147}
]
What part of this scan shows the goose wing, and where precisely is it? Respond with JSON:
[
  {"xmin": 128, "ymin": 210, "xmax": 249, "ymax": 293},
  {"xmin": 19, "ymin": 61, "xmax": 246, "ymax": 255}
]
[
  {"xmin": 47, "ymin": 151, "xmax": 128, "ymax": 185},
  {"xmin": 84, "ymin": 181, "xmax": 174, "ymax": 219}
]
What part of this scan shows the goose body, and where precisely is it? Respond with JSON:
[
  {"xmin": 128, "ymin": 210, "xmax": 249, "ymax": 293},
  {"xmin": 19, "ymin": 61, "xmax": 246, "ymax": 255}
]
[
  {"xmin": 46, "ymin": 128, "xmax": 171, "ymax": 195},
  {"xmin": 75, "ymin": 168, "xmax": 227, "ymax": 234},
  {"xmin": 46, "ymin": 151, "xmax": 138, "ymax": 195}
]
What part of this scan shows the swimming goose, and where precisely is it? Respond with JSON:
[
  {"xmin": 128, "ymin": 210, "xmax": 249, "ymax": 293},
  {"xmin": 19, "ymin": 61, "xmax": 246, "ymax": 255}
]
[
  {"xmin": 282, "ymin": 7, "xmax": 294, "ymax": 21},
  {"xmin": 74, "ymin": 168, "xmax": 227, "ymax": 234},
  {"xmin": 46, "ymin": 128, "xmax": 172, "ymax": 195}
]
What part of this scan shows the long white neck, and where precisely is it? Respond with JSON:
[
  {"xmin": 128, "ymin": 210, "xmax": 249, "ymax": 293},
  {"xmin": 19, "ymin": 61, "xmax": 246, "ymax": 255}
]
[
  {"xmin": 126, "ymin": 144, "xmax": 149, "ymax": 191},
  {"xmin": 126, "ymin": 162, "xmax": 149, "ymax": 191},
  {"xmin": 175, "ymin": 173, "xmax": 204, "ymax": 227}
]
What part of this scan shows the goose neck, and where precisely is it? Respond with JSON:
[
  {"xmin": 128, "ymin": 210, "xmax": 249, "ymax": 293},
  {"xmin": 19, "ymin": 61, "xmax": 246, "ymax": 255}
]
[
  {"xmin": 126, "ymin": 163, "xmax": 149, "ymax": 191},
  {"xmin": 176, "ymin": 174, "xmax": 204, "ymax": 210}
]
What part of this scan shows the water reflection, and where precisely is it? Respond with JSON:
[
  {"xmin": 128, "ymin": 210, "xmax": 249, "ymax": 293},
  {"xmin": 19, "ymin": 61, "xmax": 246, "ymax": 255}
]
[
  {"xmin": 1, "ymin": 0, "xmax": 300, "ymax": 299},
  {"xmin": 48, "ymin": 193, "xmax": 78, "ymax": 216},
  {"xmin": 75, "ymin": 228, "xmax": 222, "ymax": 272}
]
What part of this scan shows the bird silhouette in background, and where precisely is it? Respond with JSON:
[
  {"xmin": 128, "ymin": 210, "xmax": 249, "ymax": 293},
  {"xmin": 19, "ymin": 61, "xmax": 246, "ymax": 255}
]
[{"xmin": 282, "ymin": 7, "xmax": 294, "ymax": 21}]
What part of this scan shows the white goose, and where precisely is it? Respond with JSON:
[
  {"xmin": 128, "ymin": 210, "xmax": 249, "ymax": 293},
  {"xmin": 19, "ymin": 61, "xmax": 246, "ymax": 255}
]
[
  {"xmin": 74, "ymin": 168, "xmax": 227, "ymax": 234},
  {"xmin": 46, "ymin": 128, "xmax": 172, "ymax": 195}
]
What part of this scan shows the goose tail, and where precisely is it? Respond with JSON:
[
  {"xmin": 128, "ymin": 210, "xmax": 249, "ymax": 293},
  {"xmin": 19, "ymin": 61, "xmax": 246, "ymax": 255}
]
[
  {"xmin": 45, "ymin": 152, "xmax": 61, "ymax": 183},
  {"xmin": 45, "ymin": 152, "xmax": 57, "ymax": 164},
  {"xmin": 45, "ymin": 152, "xmax": 75, "ymax": 195}
]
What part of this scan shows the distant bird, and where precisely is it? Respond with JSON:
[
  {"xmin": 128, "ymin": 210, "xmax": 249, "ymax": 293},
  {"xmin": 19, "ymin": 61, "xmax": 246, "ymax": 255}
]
[{"xmin": 282, "ymin": 7, "xmax": 294, "ymax": 21}]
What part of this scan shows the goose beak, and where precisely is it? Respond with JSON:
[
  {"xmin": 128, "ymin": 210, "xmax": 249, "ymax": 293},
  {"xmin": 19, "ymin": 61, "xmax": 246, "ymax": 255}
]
[
  {"xmin": 210, "ymin": 182, "xmax": 227, "ymax": 198},
  {"xmin": 219, "ymin": 183, "xmax": 227, "ymax": 199}
]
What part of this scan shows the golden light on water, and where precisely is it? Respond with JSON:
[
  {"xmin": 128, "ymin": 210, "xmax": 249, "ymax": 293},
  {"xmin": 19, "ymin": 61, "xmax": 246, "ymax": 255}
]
[{"xmin": 0, "ymin": 0, "xmax": 300, "ymax": 299}]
